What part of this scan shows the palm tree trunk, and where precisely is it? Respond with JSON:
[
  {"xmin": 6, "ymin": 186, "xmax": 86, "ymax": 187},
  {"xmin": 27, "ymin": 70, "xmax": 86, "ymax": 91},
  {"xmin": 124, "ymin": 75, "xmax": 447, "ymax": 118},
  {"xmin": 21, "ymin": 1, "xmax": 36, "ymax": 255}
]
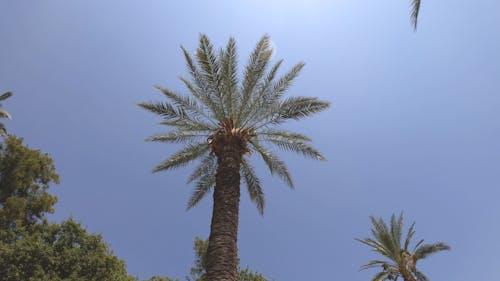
[{"xmin": 205, "ymin": 143, "xmax": 242, "ymax": 281}]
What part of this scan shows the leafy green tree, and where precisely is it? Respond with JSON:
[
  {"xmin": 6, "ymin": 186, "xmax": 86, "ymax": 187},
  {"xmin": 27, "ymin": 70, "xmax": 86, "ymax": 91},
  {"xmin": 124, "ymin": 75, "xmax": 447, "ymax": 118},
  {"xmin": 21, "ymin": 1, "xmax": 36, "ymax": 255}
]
[
  {"xmin": 0, "ymin": 91, "xmax": 13, "ymax": 136},
  {"xmin": 139, "ymin": 34, "xmax": 329, "ymax": 281},
  {"xmin": 0, "ymin": 219, "xmax": 135, "ymax": 281},
  {"xmin": 0, "ymin": 135, "xmax": 135, "ymax": 281},
  {"xmin": 0, "ymin": 135, "xmax": 59, "ymax": 230},
  {"xmin": 356, "ymin": 213, "xmax": 450, "ymax": 281}
]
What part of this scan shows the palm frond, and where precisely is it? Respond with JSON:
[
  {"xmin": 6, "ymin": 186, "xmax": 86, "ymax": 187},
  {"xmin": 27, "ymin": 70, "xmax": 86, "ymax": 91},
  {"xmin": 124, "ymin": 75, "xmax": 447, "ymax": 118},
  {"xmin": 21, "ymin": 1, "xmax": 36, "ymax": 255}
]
[
  {"xmin": 187, "ymin": 169, "xmax": 216, "ymax": 209},
  {"xmin": 411, "ymin": 0, "xmax": 421, "ymax": 31},
  {"xmin": 370, "ymin": 216, "xmax": 400, "ymax": 261},
  {"xmin": 138, "ymin": 101, "xmax": 186, "ymax": 119},
  {"xmin": 414, "ymin": 242, "xmax": 450, "ymax": 261},
  {"xmin": 239, "ymin": 59, "xmax": 283, "ymax": 127},
  {"xmin": 415, "ymin": 270, "xmax": 429, "ymax": 281},
  {"xmin": 259, "ymin": 129, "xmax": 311, "ymax": 141},
  {"xmin": 146, "ymin": 131, "xmax": 208, "ymax": 144},
  {"xmin": 245, "ymin": 62, "xmax": 305, "ymax": 128},
  {"xmin": 196, "ymin": 34, "xmax": 225, "ymax": 118},
  {"xmin": 153, "ymin": 143, "xmax": 209, "ymax": 173},
  {"xmin": 237, "ymin": 35, "xmax": 272, "ymax": 123},
  {"xmin": 356, "ymin": 237, "xmax": 391, "ymax": 257},
  {"xmin": 180, "ymin": 48, "xmax": 223, "ymax": 119},
  {"xmin": 155, "ymin": 86, "xmax": 216, "ymax": 126},
  {"xmin": 359, "ymin": 260, "xmax": 391, "ymax": 270},
  {"xmin": 274, "ymin": 96, "xmax": 330, "ymax": 123},
  {"xmin": 249, "ymin": 140, "xmax": 293, "ymax": 188},
  {"xmin": 0, "ymin": 92, "xmax": 12, "ymax": 101},
  {"xmin": 390, "ymin": 213, "xmax": 404, "ymax": 250},
  {"xmin": 261, "ymin": 135, "xmax": 325, "ymax": 160},
  {"xmin": 241, "ymin": 161, "xmax": 265, "ymax": 215},
  {"xmin": 138, "ymin": 101, "xmax": 215, "ymax": 131},
  {"xmin": 404, "ymin": 222, "xmax": 416, "ymax": 251},
  {"xmin": 187, "ymin": 153, "xmax": 217, "ymax": 184},
  {"xmin": 219, "ymin": 37, "xmax": 239, "ymax": 117},
  {"xmin": 0, "ymin": 109, "xmax": 11, "ymax": 119},
  {"xmin": 371, "ymin": 271, "xmax": 389, "ymax": 281}
]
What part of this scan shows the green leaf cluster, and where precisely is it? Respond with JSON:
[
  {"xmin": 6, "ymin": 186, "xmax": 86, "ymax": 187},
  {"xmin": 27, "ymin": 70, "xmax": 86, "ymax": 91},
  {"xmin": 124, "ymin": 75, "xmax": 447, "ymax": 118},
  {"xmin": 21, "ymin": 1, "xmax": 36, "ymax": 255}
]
[{"xmin": 0, "ymin": 135, "xmax": 135, "ymax": 281}]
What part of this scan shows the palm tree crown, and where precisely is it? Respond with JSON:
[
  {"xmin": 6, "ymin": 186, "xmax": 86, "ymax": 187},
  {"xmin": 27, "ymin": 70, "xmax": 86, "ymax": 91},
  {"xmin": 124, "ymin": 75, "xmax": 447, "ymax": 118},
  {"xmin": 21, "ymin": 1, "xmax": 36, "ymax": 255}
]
[
  {"xmin": 139, "ymin": 34, "xmax": 329, "ymax": 214},
  {"xmin": 356, "ymin": 213, "xmax": 450, "ymax": 281},
  {"xmin": 0, "ymin": 91, "xmax": 13, "ymax": 136}
]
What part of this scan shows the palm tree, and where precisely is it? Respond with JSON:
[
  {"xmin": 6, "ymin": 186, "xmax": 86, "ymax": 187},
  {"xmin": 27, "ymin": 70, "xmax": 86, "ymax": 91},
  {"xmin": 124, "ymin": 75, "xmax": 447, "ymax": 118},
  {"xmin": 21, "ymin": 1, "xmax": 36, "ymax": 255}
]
[
  {"xmin": 0, "ymin": 91, "xmax": 13, "ymax": 136},
  {"xmin": 356, "ymin": 213, "xmax": 450, "ymax": 281},
  {"xmin": 411, "ymin": 0, "xmax": 421, "ymax": 30},
  {"xmin": 139, "ymin": 34, "xmax": 329, "ymax": 281}
]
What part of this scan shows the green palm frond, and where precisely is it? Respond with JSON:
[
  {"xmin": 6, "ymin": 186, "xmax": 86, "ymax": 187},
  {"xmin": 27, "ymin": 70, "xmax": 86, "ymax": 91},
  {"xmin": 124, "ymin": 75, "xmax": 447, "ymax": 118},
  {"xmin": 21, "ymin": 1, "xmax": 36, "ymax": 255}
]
[
  {"xmin": 404, "ymin": 222, "xmax": 416, "ymax": 251},
  {"xmin": 259, "ymin": 129, "xmax": 311, "ymax": 141},
  {"xmin": 0, "ymin": 91, "xmax": 13, "ymax": 136},
  {"xmin": 369, "ymin": 216, "xmax": 400, "ymax": 261},
  {"xmin": 275, "ymin": 96, "xmax": 330, "ymax": 122},
  {"xmin": 237, "ymin": 35, "xmax": 273, "ymax": 124},
  {"xmin": 156, "ymin": 86, "xmax": 216, "ymax": 126},
  {"xmin": 249, "ymin": 140, "xmax": 293, "ymax": 188},
  {"xmin": 187, "ymin": 153, "xmax": 217, "ymax": 184},
  {"xmin": 261, "ymin": 135, "xmax": 325, "ymax": 160},
  {"xmin": 415, "ymin": 270, "xmax": 429, "ymax": 281},
  {"xmin": 0, "ymin": 91, "xmax": 12, "ymax": 101},
  {"xmin": 187, "ymin": 169, "xmax": 216, "ymax": 210},
  {"xmin": 241, "ymin": 161, "xmax": 265, "ymax": 215},
  {"xmin": 152, "ymin": 142, "xmax": 209, "ymax": 172},
  {"xmin": 414, "ymin": 242, "xmax": 450, "ymax": 261},
  {"xmin": 196, "ymin": 35, "xmax": 225, "ymax": 118},
  {"xmin": 411, "ymin": 0, "xmax": 421, "ymax": 30},
  {"xmin": 359, "ymin": 260, "xmax": 391, "ymax": 270},
  {"xmin": 0, "ymin": 109, "xmax": 11, "ymax": 119},
  {"xmin": 371, "ymin": 271, "xmax": 390, "ymax": 281},
  {"xmin": 219, "ymin": 37, "xmax": 238, "ymax": 116},
  {"xmin": 146, "ymin": 131, "xmax": 208, "ymax": 144},
  {"xmin": 390, "ymin": 213, "xmax": 404, "ymax": 251},
  {"xmin": 238, "ymin": 59, "xmax": 283, "ymax": 127}
]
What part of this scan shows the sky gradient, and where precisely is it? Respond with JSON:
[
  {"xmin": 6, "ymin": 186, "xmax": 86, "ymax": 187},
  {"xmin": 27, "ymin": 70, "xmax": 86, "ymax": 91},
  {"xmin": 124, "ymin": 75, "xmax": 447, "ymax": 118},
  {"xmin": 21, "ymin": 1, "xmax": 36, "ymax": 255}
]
[{"xmin": 1, "ymin": 1, "xmax": 499, "ymax": 280}]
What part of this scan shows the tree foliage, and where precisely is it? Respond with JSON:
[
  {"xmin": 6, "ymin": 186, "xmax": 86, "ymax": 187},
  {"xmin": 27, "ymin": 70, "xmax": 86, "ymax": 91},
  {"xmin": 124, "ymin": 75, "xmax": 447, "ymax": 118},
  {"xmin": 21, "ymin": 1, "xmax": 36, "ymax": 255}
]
[
  {"xmin": 0, "ymin": 92, "xmax": 12, "ymax": 136},
  {"xmin": 0, "ymin": 135, "xmax": 59, "ymax": 230},
  {"xmin": 139, "ymin": 34, "xmax": 329, "ymax": 215},
  {"xmin": 356, "ymin": 213, "xmax": 450, "ymax": 281},
  {"xmin": 0, "ymin": 135, "xmax": 135, "ymax": 281}
]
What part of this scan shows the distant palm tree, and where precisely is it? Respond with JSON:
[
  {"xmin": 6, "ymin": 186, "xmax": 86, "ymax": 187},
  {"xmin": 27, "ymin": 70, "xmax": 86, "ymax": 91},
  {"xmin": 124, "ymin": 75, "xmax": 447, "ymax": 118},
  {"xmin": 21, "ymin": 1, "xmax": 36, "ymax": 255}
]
[
  {"xmin": 139, "ymin": 34, "xmax": 329, "ymax": 281},
  {"xmin": 411, "ymin": 0, "xmax": 421, "ymax": 30},
  {"xmin": 0, "ymin": 91, "xmax": 13, "ymax": 136},
  {"xmin": 356, "ymin": 213, "xmax": 450, "ymax": 281}
]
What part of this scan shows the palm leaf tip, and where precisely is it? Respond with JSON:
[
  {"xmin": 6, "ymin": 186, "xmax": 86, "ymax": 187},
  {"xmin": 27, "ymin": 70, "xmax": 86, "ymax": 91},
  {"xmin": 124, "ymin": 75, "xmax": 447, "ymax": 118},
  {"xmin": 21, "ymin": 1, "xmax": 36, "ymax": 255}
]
[{"xmin": 411, "ymin": 0, "xmax": 421, "ymax": 30}]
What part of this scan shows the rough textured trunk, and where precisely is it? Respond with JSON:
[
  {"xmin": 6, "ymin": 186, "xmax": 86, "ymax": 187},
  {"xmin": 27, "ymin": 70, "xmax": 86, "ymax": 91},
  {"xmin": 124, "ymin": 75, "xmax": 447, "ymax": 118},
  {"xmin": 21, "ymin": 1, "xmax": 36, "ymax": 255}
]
[{"xmin": 205, "ymin": 143, "xmax": 242, "ymax": 281}]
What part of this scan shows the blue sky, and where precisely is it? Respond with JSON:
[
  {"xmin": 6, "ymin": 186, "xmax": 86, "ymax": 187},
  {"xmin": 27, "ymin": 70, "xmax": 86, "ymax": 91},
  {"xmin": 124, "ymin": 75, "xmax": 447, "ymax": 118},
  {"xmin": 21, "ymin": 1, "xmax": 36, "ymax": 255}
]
[{"xmin": 1, "ymin": 1, "xmax": 499, "ymax": 280}]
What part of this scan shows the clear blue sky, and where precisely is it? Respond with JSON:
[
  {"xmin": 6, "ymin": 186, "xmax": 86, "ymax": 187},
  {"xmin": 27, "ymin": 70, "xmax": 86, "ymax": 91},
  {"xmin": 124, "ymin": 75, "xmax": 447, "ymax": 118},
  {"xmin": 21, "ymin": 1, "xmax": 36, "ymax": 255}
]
[{"xmin": 1, "ymin": 1, "xmax": 499, "ymax": 280}]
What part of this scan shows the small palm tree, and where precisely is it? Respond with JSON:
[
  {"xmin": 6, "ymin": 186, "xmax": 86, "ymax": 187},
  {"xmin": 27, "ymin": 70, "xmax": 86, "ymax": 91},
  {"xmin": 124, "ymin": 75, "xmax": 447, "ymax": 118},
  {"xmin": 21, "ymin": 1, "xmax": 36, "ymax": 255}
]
[
  {"xmin": 139, "ymin": 34, "xmax": 329, "ymax": 281},
  {"xmin": 356, "ymin": 213, "xmax": 450, "ymax": 281},
  {"xmin": 411, "ymin": 0, "xmax": 421, "ymax": 30},
  {"xmin": 0, "ymin": 91, "xmax": 13, "ymax": 136}
]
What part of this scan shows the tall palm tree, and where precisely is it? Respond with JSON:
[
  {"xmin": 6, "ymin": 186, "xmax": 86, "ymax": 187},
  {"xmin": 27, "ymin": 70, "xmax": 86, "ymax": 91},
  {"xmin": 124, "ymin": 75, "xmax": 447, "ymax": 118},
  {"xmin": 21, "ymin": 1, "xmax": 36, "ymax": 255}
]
[
  {"xmin": 356, "ymin": 213, "xmax": 450, "ymax": 281},
  {"xmin": 0, "ymin": 91, "xmax": 13, "ymax": 136},
  {"xmin": 139, "ymin": 34, "xmax": 329, "ymax": 281},
  {"xmin": 411, "ymin": 0, "xmax": 421, "ymax": 30}
]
